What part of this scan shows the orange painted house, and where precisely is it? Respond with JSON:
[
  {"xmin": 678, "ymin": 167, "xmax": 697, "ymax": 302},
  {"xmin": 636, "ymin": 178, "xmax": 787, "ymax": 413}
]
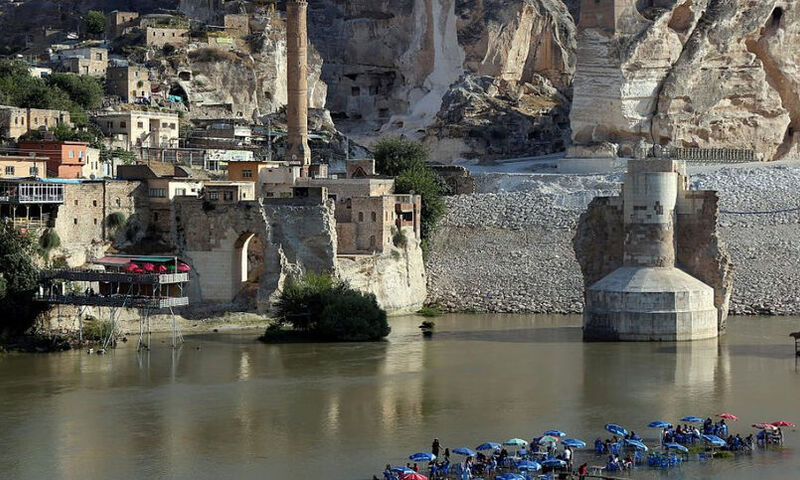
[{"xmin": 18, "ymin": 140, "xmax": 88, "ymax": 178}]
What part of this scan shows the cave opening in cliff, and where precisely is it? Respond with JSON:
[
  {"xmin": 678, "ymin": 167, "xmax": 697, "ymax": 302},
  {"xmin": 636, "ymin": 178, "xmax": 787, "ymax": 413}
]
[
  {"xmin": 170, "ymin": 84, "xmax": 190, "ymax": 109},
  {"xmin": 770, "ymin": 7, "xmax": 783, "ymax": 28}
]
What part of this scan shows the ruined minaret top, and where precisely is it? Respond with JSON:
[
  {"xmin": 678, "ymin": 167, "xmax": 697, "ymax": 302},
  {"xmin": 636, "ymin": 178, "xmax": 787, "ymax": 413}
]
[{"xmin": 286, "ymin": 0, "xmax": 311, "ymax": 174}]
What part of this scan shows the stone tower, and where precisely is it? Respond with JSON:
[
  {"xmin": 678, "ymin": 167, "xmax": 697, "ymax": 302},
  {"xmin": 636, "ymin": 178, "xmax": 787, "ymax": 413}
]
[
  {"xmin": 574, "ymin": 159, "xmax": 733, "ymax": 341},
  {"xmin": 286, "ymin": 0, "xmax": 311, "ymax": 175}
]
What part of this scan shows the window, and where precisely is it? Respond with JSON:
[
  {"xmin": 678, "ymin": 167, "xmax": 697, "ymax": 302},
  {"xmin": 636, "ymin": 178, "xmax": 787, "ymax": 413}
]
[
  {"xmin": 73, "ymin": 218, "xmax": 78, "ymax": 225},
  {"xmin": 223, "ymin": 191, "xmax": 234, "ymax": 201},
  {"xmin": 148, "ymin": 188, "xmax": 166, "ymax": 198},
  {"xmin": 4, "ymin": 166, "xmax": 14, "ymax": 175},
  {"xmin": 29, "ymin": 167, "xmax": 37, "ymax": 176},
  {"xmin": 209, "ymin": 192, "xmax": 219, "ymax": 200},
  {"xmin": 371, "ymin": 211, "xmax": 377, "ymax": 222},
  {"xmin": 369, "ymin": 235, "xmax": 376, "ymax": 248},
  {"xmin": 162, "ymin": 122, "xmax": 169, "ymax": 128},
  {"xmin": 120, "ymin": 121, "xmax": 127, "ymax": 128},
  {"xmin": 137, "ymin": 121, "xmax": 144, "ymax": 128},
  {"xmin": 106, "ymin": 121, "xmax": 113, "ymax": 129},
  {"xmin": 175, "ymin": 188, "xmax": 187, "ymax": 196},
  {"xmin": 170, "ymin": 123, "xmax": 176, "ymax": 129},
  {"xmin": 242, "ymin": 169, "xmax": 253, "ymax": 178},
  {"xmin": 115, "ymin": 198, "xmax": 121, "ymax": 207},
  {"xmin": 68, "ymin": 150, "xmax": 75, "ymax": 159},
  {"xmin": 358, "ymin": 211, "xmax": 364, "ymax": 222},
  {"xmin": 74, "ymin": 200, "xmax": 78, "ymax": 206},
  {"xmin": 93, "ymin": 218, "xmax": 98, "ymax": 225},
  {"xmin": 92, "ymin": 200, "xmax": 97, "ymax": 207},
  {"xmin": 78, "ymin": 150, "xmax": 84, "ymax": 159}
]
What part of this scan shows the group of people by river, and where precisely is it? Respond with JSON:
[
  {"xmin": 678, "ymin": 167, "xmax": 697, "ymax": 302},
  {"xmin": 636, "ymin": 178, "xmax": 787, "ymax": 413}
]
[{"xmin": 375, "ymin": 413, "xmax": 793, "ymax": 480}]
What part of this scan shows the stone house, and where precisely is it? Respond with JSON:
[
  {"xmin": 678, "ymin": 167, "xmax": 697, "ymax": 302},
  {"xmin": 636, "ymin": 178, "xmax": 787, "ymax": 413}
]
[
  {"xmin": 0, "ymin": 178, "xmax": 145, "ymax": 266},
  {"xmin": 17, "ymin": 140, "xmax": 88, "ymax": 179},
  {"xmin": 203, "ymin": 182, "xmax": 255, "ymax": 203},
  {"xmin": 107, "ymin": 65, "xmax": 151, "ymax": 103},
  {"xmin": 54, "ymin": 47, "xmax": 108, "ymax": 77},
  {"xmin": 0, "ymin": 106, "xmax": 71, "ymax": 140},
  {"xmin": 93, "ymin": 110, "xmax": 180, "ymax": 149},
  {"xmin": 106, "ymin": 11, "xmax": 140, "ymax": 39},
  {"xmin": 0, "ymin": 106, "xmax": 29, "ymax": 140},
  {"xmin": 146, "ymin": 27, "xmax": 190, "ymax": 48}
]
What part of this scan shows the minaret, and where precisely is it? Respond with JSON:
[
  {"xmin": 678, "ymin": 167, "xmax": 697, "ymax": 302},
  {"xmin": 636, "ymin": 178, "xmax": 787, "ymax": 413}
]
[{"xmin": 286, "ymin": 0, "xmax": 311, "ymax": 176}]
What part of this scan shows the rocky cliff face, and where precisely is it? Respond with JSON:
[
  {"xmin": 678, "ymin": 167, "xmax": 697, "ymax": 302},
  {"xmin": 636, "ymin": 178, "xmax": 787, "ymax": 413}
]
[
  {"xmin": 570, "ymin": 0, "xmax": 798, "ymax": 161},
  {"xmin": 308, "ymin": 0, "xmax": 577, "ymax": 162}
]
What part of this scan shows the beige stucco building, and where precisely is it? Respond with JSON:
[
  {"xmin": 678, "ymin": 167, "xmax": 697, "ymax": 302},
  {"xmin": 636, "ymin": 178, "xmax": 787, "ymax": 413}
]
[
  {"xmin": 0, "ymin": 106, "xmax": 71, "ymax": 140},
  {"xmin": 93, "ymin": 110, "xmax": 180, "ymax": 149}
]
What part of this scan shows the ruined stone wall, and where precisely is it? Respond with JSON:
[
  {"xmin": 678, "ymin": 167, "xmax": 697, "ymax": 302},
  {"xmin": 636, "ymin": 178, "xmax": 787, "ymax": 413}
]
[
  {"xmin": 172, "ymin": 198, "xmax": 337, "ymax": 311},
  {"xmin": 675, "ymin": 190, "xmax": 734, "ymax": 332},
  {"xmin": 50, "ymin": 180, "xmax": 146, "ymax": 266}
]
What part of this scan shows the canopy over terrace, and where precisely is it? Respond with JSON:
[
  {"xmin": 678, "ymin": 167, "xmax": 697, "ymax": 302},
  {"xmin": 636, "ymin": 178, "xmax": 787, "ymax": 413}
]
[{"xmin": 36, "ymin": 255, "xmax": 190, "ymax": 349}]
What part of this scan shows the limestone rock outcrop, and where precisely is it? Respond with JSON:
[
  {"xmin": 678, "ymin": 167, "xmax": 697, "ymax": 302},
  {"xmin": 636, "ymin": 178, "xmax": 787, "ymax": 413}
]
[
  {"xmin": 309, "ymin": 0, "xmax": 577, "ymax": 161},
  {"xmin": 571, "ymin": 0, "xmax": 798, "ymax": 161}
]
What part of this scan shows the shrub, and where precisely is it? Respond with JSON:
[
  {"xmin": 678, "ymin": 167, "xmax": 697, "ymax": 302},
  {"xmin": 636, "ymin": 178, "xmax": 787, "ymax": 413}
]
[
  {"xmin": 417, "ymin": 306, "xmax": 442, "ymax": 317},
  {"xmin": 317, "ymin": 293, "xmax": 389, "ymax": 341},
  {"xmin": 39, "ymin": 229, "xmax": 61, "ymax": 253},
  {"xmin": 107, "ymin": 212, "xmax": 127, "ymax": 229},
  {"xmin": 269, "ymin": 273, "xmax": 390, "ymax": 342},
  {"xmin": 82, "ymin": 318, "xmax": 113, "ymax": 342},
  {"xmin": 392, "ymin": 227, "xmax": 408, "ymax": 248}
]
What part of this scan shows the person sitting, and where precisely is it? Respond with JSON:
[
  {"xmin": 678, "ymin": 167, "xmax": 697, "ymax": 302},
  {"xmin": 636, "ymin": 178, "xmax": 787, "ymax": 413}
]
[
  {"xmin": 383, "ymin": 464, "xmax": 395, "ymax": 480},
  {"xmin": 594, "ymin": 438, "xmax": 604, "ymax": 454},
  {"xmin": 623, "ymin": 454, "xmax": 633, "ymax": 470},
  {"xmin": 631, "ymin": 431, "xmax": 641, "ymax": 441}
]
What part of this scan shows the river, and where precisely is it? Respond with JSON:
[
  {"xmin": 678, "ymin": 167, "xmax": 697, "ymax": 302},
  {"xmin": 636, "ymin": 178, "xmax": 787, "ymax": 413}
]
[{"xmin": 1, "ymin": 314, "xmax": 798, "ymax": 479}]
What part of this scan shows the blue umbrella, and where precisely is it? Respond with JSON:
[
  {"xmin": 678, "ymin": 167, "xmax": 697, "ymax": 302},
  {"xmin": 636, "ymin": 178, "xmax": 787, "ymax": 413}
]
[
  {"xmin": 664, "ymin": 442, "xmax": 689, "ymax": 453},
  {"xmin": 624, "ymin": 439, "xmax": 649, "ymax": 451},
  {"xmin": 452, "ymin": 447, "xmax": 477, "ymax": 456},
  {"xmin": 648, "ymin": 421, "xmax": 672, "ymax": 429},
  {"xmin": 516, "ymin": 460, "xmax": 542, "ymax": 472},
  {"xmin": 409, "ymin": 452, "xmax": 436, "ymax": 462},
  {"xmin": 391, "ymin": 466, "xmax": 414, "ymax": 473},
  {"xmin": 476, "ymin": 442, "xmax": 501, "ymax": 451},
  {"xmin": 681, "ymin": 416, "xmax": 704, "ymax": 423},
  {"xmin": 702, "ymin": 434, "xmax": 726, "ymax": 447},
  {"xmin": 541, "ymin": 458, "xmax": 567, "ymax": 468},
  {"xmin": 562, "ymin": 439, "xmax": 586, "ymax": 449},
  {"xmin": 497, "ymin": 474, "xmax": 526, "ymax": 480},
  {"xmin": 605, "ymin": 423, "xmax": 628, "ymax": 437},
  {"xmin": 543, "ymin": 429, "xmax": 567, "ymax": 437}
]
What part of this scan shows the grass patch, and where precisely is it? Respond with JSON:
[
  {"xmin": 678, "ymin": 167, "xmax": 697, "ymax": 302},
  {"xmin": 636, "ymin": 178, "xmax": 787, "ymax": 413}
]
[{"xmin": 417, "ymin": 306, "xmax": 442, "ymax": 317}]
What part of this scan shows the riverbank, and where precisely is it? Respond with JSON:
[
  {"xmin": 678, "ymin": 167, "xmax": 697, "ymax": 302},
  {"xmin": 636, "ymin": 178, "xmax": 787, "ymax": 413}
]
[{"xmin": 426, "ymin": 162, "xmax": 800, "ymax": 315}]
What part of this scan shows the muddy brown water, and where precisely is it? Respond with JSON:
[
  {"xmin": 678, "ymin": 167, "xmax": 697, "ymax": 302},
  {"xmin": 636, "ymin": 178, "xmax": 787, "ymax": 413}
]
[{"xmin": 1, "ymin": 314, "xmax": 798, "ymax": 479}]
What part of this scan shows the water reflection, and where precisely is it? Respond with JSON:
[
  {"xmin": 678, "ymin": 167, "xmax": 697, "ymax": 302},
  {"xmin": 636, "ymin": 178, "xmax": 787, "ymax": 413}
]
[{"xmin": 0, "ymin": 316, "xmax": 798, "ymax": 480}]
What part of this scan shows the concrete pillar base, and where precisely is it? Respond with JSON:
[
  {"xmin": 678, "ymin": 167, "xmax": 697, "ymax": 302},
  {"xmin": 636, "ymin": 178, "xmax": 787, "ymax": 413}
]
[{"xmin": 584, "ymin": 267, "xmax": 719, "ymax": 342}]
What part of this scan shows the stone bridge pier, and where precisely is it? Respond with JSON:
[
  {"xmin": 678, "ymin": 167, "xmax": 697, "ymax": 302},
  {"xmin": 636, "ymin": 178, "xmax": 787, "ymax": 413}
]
[{"xmin": 172, "ymin": 197, "xmax": 337, "ymax": 312}]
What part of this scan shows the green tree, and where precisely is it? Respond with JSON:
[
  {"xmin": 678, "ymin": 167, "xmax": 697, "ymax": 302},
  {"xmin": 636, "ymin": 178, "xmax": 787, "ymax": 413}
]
[
  {"xmin": 373, "ymin": 136, "xmax": 430, "ymax": 176},
  {"xmin": 394, "ymin": 166, "xmax": 447, "ymax": 252},
  {"xmin": 86, "ymin": 11, "xmax": 107, "ymax": 36},
  {"xmin": 0, "ymin": 223, "xmax": 46, "ymax": 339},
  {"xmin": 46, "ymin": 74, "xmax": 104, "ymax": 109}
]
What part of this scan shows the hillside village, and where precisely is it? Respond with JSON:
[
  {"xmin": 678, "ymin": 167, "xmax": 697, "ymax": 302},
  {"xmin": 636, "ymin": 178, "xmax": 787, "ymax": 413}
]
[{"xmin": 0, "ymin": 2, "xmax": 430, "ymax": 317}]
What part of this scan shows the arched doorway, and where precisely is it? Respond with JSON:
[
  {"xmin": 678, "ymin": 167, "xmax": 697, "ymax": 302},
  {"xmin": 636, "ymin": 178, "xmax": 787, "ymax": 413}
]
[{"xmin": 233, "ymin": 232, "xmax": 265, "ymax": 304}]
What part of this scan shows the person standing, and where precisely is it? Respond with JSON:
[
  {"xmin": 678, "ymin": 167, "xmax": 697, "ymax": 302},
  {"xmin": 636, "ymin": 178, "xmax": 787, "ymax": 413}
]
[
  {"xmin": 578, "ymin": 462, "xmax": 588, "ymax": 480},
  {"xmin": 432, "ymin": 438, "xmax": 441, "ymax": 458},
  {"xmin": 563, "ymin": 445, "xmax": 573, "ymax": 469}
]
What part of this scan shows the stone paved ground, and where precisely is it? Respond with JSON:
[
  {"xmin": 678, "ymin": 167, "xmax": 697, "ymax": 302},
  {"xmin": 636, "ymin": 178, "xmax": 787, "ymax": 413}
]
[{"xmin": 426, "ymin": 164, "xmax": 800, "ymax": 315}]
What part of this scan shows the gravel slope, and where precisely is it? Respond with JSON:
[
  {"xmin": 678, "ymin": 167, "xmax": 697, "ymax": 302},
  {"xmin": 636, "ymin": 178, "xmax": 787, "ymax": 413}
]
[{"xmin": 426, "ymin": 164, "xmax": 800, "ymax": 315}]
